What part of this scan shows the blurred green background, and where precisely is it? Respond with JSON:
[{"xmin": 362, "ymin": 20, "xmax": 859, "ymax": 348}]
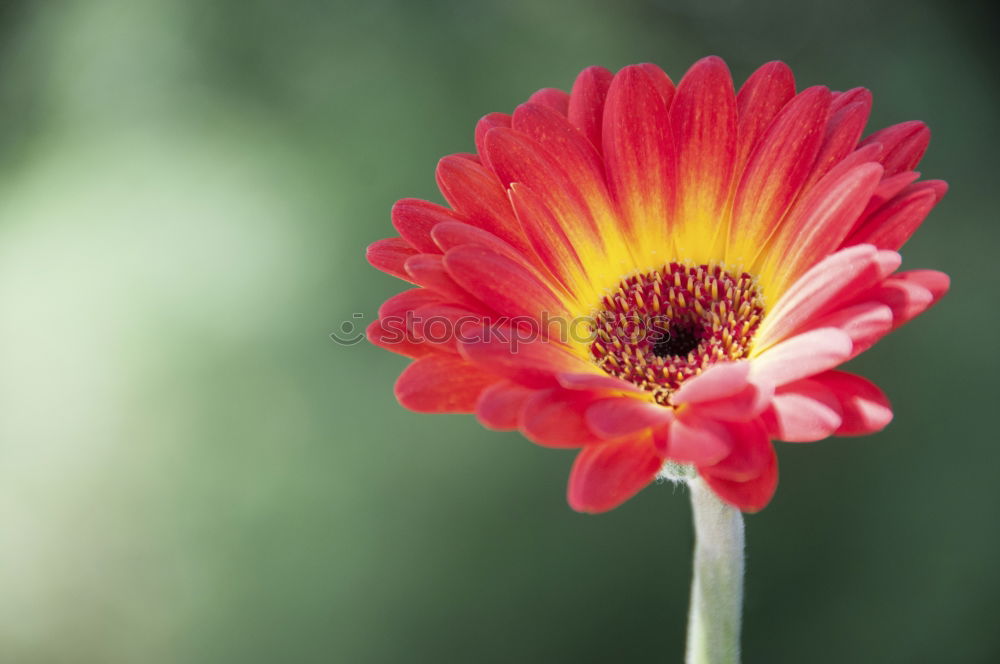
[{"xmin": 0, "ymin": 0, "xmax": 996, "ymax": 662}]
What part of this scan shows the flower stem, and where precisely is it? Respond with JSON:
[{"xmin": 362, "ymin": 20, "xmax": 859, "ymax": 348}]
[{"xmin": 684, "ymin": 477, "xmax": 744, "ymax": 664}]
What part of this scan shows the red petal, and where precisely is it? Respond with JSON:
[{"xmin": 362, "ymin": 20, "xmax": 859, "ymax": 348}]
[
  {"xmin": 519, "ymin": 388, "xmax": 604, "ymax": 447},
  {"xmin": 585, "ymin": 396, "xmax": 673, "ymax": 439},
  {"xmin": 568, "ymin": 65, "xmax": 614, "ymax": 153},
  {"xmin": 528, "ymin": 87, "xmax": 570, "ymax": 115},
  {"xmin": 857, "ymin": 171, "xmax": 920, "ymax": 222},
  {"xmin": 728, "ymin": 86, "xmax": 831, "ymax": 264},
  {"xmin": 443, "ymin": 244, "xmax": 566, "ymax": 319},
  {"xmin": 812, "ymin": 370, "xmax": 893, "ymax": 436},
  {"xmin": 800, "ymin": 98, "xmax": 873, "ymax": 193},
  {"xmin": 702, "ymin": 444, "xmax": 778, "ymax": 512},
  {"xmin": 391, "ymin": 199, "xmax": 457, "ymax": 253},
  {"xmin": 366, "ymin": 318, "xmax": 433, "ymax": 359},
  {"xmin": 366, "ymin": 237, "xmax": 418, "ymax": 282},
  {"xmin": 638, "ymin": 62, "xmax": 676, "ymax": 105},
  {"xmin": 845, "ymin": 182, "xmax": 940, "ymax": 250},
  {"xmin": 735, "ymin": 61, "xmax": 796, "ymax": 178},
  {"xmin": 377, "ymin": 288, "xmax": 442, "ymax": 320},
  {"xmin": 861, "ymin": 120, "xmax": 930, "ymax": 176},
  {"xmin": 475, "ymin": 380, "xmax": 536, "ymax": 430},
  {"xmin": 485, "ymin": 126, "xmax": 607, "ymax": 260},
  {"xmin": 475, "ymin": 112, "xmax": 511, "ymax": 163},
  {"xmin": 567, "ymin": 436, "xmax": 664, "ymax": 513},
  {"xmin": 701, "ymin": 420, "xmax": 772, "ymax": 481},
  {"xmin": 512, "ymin": 101, "xmax": 607, "ymax": 187},
  {"xmin": 394, "ymin": 355, "xmax": 498, "ymax": 413},
  {"xmin": 409, "ymin": 302, "xmax": 484, "ymax": 353},
  {"xmin": 459, "ymin": 335, "xmax": 592, "ymax": 389},
  {"xmin": 404, "ymin": 254, "xmax": 489, "ymax": 311},
  {"xmin": 430, "ymin": 220, "xmax": 538, "ymax": 270},
  {"xmin": 762, "ymin": 162, "xmax": 884, "ymax": 290},
  {"xmin": 670, "ymin": 56, "xmax": 738, "ymax": 227},
  {"xmin": 435, "ymin": 154, "xmax": 530, "ymax": 253},
  {"xmin": 831, "ymin": 87, "xmax": 871, "ymax": 113}
]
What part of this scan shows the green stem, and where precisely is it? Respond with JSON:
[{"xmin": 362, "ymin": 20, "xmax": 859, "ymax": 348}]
[{"xmin": 684, "ymin": 477, "xmax": 744, "ymax": 664}]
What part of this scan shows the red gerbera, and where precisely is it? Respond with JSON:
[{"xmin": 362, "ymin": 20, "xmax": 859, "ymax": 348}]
[{"xmin": 366, "ymin": 57, "xmax": 948, "ymax": 513}]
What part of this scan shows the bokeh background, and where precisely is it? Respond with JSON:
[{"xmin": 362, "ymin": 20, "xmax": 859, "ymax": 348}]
[{"xmin": 0, "ymin": 0, "xmax": 997, "ymax": 662}]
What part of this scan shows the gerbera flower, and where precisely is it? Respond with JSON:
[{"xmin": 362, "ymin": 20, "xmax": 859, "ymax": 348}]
[{"xmin": 366, "ymin": 57, "xmax": 948, "ymax": 514}]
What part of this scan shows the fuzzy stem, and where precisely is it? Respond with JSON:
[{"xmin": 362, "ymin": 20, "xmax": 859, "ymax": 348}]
[{"xmin": 684, "ymin": 477, "xmax": 744, "ymax": 664}]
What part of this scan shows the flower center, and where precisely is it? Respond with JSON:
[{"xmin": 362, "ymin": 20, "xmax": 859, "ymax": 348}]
[{"xmin": 589, "ymin": 263, "xmax": 765, "ymax": 405}]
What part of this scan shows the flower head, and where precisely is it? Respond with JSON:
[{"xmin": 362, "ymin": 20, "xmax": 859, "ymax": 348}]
[{"xmin": 367, "ymin": 57, "xmax": 949, "ymax": 513}]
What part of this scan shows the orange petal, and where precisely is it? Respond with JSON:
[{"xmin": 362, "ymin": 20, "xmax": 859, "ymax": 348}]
[
  {"xmin": 728, "ymin": 86, "xmax": 831, "ymax": 266},
  {"xmin": 670, "ymin": 56, "xmax": 737, "ymax": 256},
  {"xmin": 602, "ymin": 64, "xmax": 676, "ymax": 254}
]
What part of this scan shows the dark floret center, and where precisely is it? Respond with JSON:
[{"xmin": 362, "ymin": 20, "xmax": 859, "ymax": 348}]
[{"xmin": 589, "ymin": 263, "xmax": 766, "ymax": 405}]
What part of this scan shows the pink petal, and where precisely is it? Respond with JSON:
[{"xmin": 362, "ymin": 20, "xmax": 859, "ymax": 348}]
[
  {"xmin": 755, "ymin": 244, "xmax": 899, "ymax": 348},
  {"xmin": 751, "ymin": 327, "xmax": 853, "ymax": 387},
  {"xmin": 762, "ymin": 378, "xmax": 843, "ymax": 442},
  {"xmin": 672, "ymin": 361, "xmax": 750, "ymax": 404},
  {"xmin": 852, "ymin": 269, "xmax": 949, "ymax": 329},
  {"xmin": 683, "ymin": 382, "xmax": 774, "ymax": 422},
  {"xmin": 557, "ymin": 371, "xmax": 646, "ymax": 394},
  {"xmin": 667, "ymin": 413, "xmax": 732, "ymax": 465},
  {"xmin": 809, "ymin": 301, "xmax": 893, "ymax": 359}
]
